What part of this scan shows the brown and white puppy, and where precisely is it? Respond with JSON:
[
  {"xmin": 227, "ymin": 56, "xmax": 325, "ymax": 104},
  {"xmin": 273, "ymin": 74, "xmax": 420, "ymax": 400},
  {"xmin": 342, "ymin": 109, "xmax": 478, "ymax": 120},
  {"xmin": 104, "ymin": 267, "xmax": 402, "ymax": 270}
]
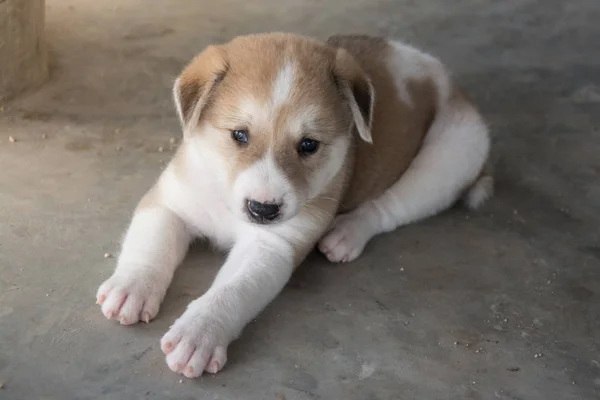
[{"xmin": 96, "ymin": 33, "xmax": 492, "ymax": 378}]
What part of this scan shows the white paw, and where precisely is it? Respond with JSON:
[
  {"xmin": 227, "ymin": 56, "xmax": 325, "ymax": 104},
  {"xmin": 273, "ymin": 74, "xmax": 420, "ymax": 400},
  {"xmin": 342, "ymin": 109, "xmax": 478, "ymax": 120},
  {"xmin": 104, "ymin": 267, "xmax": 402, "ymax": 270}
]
[
  {"xmin": 318, "ymin": 213, "xmax": 371, "ymax": 263},
  {"xmin": 160, "ymin": 301, "xmax": 230, "ymax": 378},
  {"xmin": 96, "ymin": 270, "xmax": 169, "ymax": 325}
]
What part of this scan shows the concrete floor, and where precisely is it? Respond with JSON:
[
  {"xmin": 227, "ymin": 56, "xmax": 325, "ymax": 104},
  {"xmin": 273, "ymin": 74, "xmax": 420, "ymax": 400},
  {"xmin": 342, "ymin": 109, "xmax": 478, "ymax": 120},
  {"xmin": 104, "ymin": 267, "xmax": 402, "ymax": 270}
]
[{"xmin": 1, "ymin": 0, "xmax": 599, "ymax": 398}]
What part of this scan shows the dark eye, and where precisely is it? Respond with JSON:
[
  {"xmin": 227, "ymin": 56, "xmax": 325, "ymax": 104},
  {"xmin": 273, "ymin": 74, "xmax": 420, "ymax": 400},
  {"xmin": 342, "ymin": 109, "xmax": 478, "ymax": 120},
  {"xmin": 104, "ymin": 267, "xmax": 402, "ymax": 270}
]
[
  {"xmin": 231, "ymin": 129, "xmax": 249, "ymax": 144},
  {"xmin": 298, "ymin": 138, "xmax": 320, "ymax": 156}
]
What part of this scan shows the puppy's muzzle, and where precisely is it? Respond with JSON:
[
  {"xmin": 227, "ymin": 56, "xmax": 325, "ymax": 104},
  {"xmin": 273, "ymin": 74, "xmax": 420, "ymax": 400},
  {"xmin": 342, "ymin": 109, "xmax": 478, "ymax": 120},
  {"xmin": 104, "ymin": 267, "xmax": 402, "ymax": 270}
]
[{"xmin": 246, "ymin": 199, "xmax": 281, "ymax": 224}]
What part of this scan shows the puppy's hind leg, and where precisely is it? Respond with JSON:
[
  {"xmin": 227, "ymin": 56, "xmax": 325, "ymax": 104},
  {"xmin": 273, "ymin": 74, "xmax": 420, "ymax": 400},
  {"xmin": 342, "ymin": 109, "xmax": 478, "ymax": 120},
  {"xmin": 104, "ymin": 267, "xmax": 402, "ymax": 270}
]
[{"xmin": 319, "ymin": 96, "xmax": 492, "ymax": 263}]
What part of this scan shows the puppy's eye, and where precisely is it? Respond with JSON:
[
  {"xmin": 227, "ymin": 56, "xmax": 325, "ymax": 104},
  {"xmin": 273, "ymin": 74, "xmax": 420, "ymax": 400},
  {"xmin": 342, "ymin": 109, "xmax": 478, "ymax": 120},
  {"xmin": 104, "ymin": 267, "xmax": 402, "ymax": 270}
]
[
  {"xmin": 298, "ymin": 138, "xmax": 320, "ymax": 156},
  {"xmin": 231, "ymin": 129, "xmax": 249, "ymax": 144}
]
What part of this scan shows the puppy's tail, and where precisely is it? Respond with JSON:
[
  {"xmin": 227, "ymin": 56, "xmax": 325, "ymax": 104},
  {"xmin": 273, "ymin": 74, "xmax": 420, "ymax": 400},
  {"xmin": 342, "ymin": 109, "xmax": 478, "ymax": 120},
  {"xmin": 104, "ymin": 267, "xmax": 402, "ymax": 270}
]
[{"xmin": 462, "ymin": 160, "xmax": 494, "ymax": 210}]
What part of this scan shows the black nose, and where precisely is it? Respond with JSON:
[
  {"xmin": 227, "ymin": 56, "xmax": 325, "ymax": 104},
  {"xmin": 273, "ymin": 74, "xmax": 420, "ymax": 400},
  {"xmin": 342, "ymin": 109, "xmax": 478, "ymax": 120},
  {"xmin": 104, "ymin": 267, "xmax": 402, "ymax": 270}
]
[{"xmin": 247, "ymin": 200, "xmax": 280, "ymax": 222}]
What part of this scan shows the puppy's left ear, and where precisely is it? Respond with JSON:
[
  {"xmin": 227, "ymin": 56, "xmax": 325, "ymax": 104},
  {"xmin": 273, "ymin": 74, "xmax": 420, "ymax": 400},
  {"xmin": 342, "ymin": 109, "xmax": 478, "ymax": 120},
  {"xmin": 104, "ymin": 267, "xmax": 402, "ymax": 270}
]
[
  {"xmin": 173, "ymin": 45, "xmax": 229, "ymax": 135},
  {"xmin": 332, "ymin": 49, "xmax": 375, "ymax": 143}
]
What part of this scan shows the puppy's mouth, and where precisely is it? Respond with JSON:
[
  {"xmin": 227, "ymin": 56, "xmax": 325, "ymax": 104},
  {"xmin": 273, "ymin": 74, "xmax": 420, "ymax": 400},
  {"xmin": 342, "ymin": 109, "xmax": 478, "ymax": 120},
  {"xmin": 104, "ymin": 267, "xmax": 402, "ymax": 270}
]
[{"xmin": 244, "ymin": 199, "xmax": 283, "ymax": 225}]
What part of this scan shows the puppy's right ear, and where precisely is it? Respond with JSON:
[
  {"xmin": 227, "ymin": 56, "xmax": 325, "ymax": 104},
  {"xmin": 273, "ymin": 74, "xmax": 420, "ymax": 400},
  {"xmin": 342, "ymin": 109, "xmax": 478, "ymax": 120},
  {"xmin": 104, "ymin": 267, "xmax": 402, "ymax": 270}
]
[{"xmin": 173, "ymin": 45, "xmax": 228, "ymax": 134}]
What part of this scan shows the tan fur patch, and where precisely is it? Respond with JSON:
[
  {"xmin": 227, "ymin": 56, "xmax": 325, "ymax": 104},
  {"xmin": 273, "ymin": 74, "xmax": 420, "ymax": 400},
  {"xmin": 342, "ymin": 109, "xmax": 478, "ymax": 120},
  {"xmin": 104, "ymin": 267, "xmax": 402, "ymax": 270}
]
[{"xmin": 327, "ymin": 35, "xmax": 439, "ymax": 211}]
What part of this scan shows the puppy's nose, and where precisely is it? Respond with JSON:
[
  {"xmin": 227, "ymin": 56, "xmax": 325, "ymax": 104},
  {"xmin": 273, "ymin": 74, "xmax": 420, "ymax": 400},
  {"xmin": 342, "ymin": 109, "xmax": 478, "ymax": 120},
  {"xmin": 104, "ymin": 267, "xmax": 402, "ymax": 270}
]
[{"xmin": 247, "ymin": 199, "xmax": 280, "ymax": 221}]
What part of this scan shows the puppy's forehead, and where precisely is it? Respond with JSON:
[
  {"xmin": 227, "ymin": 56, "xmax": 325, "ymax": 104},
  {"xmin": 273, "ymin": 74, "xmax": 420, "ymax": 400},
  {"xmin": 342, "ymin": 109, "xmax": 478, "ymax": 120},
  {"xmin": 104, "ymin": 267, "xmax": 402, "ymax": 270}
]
[
  {"xmin": 212, "ymin": 36, "xmax": 345, "ymax": 135},
  {"xmin": 222, "ymin": 35, "xmax": 336, "ymax": 103}
]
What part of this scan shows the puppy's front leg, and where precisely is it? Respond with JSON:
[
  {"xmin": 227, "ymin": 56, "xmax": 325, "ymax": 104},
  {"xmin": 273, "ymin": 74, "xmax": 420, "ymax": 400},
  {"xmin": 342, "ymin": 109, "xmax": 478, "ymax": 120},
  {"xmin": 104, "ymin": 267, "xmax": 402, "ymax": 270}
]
[
  {"xmin": 160, "ymin": 231, "xmax": 294, "ymax": 378},
  {"xmin": 97, "ymin": 192, "xmax": 191, "ymax": 325}
]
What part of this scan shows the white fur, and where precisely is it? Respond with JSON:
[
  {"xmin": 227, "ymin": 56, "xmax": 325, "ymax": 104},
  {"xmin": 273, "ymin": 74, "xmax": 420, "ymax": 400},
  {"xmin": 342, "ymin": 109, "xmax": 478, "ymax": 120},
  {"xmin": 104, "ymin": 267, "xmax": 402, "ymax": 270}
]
[
  {"xmin": 388, "ymin": 41, "xmax": 451, "ymax": 107},
  {"xmin": 319, "ymin": 40, "xmax": 491, "ymax": 263},
  {"xmin": 464, "ymin": 175, "xmax": 494, "ymax": 209},
  {"xmin": 160, "ymin": 225, "xmax": 295, "ymax": 378},
  {"xmin": 97, "ymin": 206, "xmax": 191, "ymax": 325},
  {"xmin": 271, "ymin": 62, "xmax": 296, "ymax": 108},
  {"xmin": 375, "ymin": 102, "xmax": 490, "ymax": 229},
  {"xmin": 232, "ymin": 151, "xmax": 298, "ymax": 220},
  {"xmin": 163, "ymin": 142, "xmax": 237, "ymax": 248}
]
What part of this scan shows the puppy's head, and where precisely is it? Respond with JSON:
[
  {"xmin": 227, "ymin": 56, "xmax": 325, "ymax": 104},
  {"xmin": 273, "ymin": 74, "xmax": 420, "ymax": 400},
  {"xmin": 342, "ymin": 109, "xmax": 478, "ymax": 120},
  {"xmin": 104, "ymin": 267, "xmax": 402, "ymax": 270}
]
[{"xmin": 173, "ymin": 33, "xmax": 374, "ymax": 225}]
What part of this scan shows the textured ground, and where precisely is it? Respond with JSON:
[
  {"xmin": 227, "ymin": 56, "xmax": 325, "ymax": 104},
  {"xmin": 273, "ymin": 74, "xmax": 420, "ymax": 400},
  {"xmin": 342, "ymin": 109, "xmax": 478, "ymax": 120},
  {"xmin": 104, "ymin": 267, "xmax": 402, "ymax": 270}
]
[{"xmin": 0, "ymin": 0, "xmax": 599, "ymax": 399}]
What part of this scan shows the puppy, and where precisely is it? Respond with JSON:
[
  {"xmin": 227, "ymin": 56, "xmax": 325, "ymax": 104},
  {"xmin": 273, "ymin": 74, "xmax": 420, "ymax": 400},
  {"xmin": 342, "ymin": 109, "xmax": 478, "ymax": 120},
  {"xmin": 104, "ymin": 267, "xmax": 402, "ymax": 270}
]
[{"xmin": 96, "ymin": 33, "xmax": 492, "ymax": 378}]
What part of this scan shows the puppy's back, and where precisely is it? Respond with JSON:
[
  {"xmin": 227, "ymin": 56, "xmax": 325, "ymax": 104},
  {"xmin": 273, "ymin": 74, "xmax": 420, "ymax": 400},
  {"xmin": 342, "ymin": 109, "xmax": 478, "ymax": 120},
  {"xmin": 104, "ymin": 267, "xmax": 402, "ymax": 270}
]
[{"xmin": 327, "ymin": 35, "xmax": 443, "ymax": 212}]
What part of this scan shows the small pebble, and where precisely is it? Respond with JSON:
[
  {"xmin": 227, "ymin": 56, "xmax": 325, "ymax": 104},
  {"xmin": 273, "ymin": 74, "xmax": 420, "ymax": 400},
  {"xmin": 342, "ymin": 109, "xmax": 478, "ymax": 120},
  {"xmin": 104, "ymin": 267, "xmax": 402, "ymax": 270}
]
[
  {"xmin": 116, "ymin": 146, "xmax": 122, "ymax": 151},
  {"xmin": 0, "ymin": 382, "xmax": 4, "ymax": 389},
  {"xmin": 9, "ymin": 136, "xmax": 16, "ymax": 143},
  {"xmin": 400, "ymin": 267, "xmax": 404, "ymax": 271},
  {"xmin": 179, "ymin": 379, "xmax": 183, "ymax": 383},
  {"xmin": 104, "ymin": 253, "xmax": 112, "ymax": 259},
  {"xmin": 169, "ymin": 137, "xmax": 176, "ymax": 145},
  {"xmin": 42, "ymin": 134, "xmax": 47, "ymax": 139},
  {"xmin": 158, "ymin": 146, "xmax": 164, "ymax": 152}
]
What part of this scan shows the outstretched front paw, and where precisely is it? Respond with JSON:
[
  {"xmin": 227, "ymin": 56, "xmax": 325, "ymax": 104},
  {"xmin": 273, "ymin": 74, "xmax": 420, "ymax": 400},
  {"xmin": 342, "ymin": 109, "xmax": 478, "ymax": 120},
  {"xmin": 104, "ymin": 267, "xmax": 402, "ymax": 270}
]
[
  {"xmin": 161, "ymin": 302, "xmax": 231, "ymax": 378},
  {"xmin": 96, "ymin": 269, "xmax": 170, "ymax": 325}
]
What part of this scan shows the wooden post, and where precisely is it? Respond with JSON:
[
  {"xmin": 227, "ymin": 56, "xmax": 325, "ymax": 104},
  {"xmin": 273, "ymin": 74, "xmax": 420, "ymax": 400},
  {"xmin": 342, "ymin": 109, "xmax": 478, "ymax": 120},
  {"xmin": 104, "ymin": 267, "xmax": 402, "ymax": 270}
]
[{"xmin": 0, "ymin": 0, "xmax": 48, "ymax": 101}]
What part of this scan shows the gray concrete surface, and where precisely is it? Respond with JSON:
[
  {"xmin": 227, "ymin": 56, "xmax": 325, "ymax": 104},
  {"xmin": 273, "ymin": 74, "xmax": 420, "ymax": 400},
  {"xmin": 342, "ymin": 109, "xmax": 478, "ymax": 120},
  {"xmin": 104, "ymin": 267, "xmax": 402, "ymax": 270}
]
[{"xmin": 1, "ymin": 0, "xmax": 599, "ymax": 399}]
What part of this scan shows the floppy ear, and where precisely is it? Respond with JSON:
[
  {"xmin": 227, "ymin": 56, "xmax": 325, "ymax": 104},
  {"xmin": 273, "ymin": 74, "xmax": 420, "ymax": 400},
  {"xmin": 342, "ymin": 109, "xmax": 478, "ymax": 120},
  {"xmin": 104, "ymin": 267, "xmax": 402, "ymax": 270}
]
[
  {"xmin": 173, "ymin": 45, "xmax": 228, "ymax": 134},
  {"xmin": 332, "ymin": 48, "xmax": 375, "ymax": 143}
]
